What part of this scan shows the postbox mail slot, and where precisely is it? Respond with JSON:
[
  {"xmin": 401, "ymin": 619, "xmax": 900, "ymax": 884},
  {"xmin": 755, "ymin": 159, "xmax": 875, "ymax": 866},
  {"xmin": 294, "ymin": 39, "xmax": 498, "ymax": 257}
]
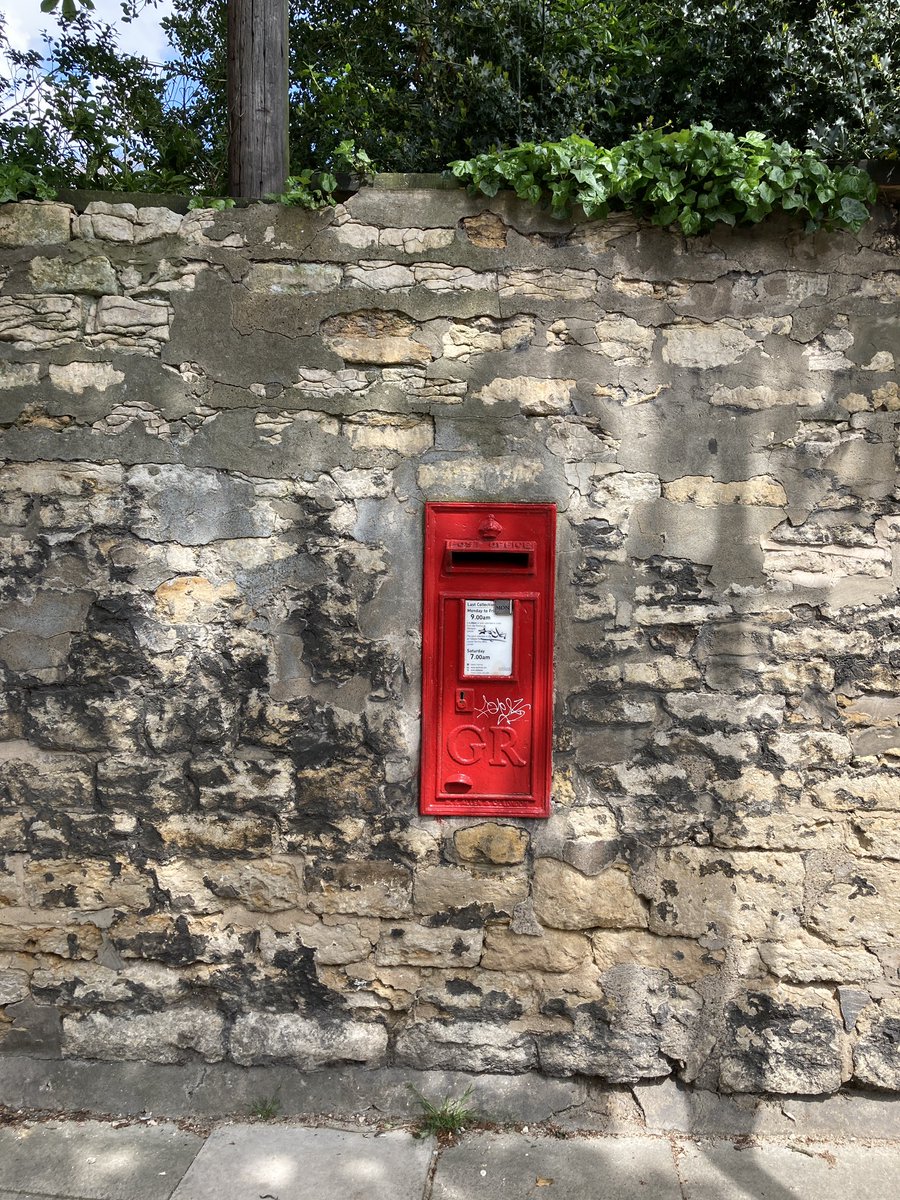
[
  {"xmin": 422, "ymin": 504, "xmax": 555, "ymax": 819},
  {"xmin": 444, "ymin": 540, "xmax": 536, "ymax": 573}
]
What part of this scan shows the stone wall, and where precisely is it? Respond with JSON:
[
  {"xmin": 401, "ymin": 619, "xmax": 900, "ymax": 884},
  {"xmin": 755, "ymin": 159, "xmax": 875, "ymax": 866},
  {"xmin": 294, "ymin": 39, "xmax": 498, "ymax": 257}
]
[{"xmin": 0, "ymin": 189, "xmax": 898, "ymax": 1098}]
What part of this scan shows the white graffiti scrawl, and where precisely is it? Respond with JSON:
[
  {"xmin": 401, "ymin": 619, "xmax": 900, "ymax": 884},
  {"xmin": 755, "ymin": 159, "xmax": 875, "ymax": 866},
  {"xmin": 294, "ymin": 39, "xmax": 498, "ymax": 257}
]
[{"xmin": 475, "ymin": 696, "xmax": 531, "ymax": 726}]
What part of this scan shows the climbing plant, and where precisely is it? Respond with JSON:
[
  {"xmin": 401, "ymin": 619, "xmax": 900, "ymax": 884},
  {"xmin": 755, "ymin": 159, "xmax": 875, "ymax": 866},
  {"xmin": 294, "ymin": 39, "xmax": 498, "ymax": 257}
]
[{"xmin": 450, "ymin": 125, "xmax": 877, "ymax": 234}]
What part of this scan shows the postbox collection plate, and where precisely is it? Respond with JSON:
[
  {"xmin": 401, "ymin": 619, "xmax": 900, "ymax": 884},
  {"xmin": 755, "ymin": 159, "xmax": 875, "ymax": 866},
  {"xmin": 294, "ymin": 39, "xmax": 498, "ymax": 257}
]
[{"xmin": 420, "ymin": 502, "xmax": 556, "ymax": 818}]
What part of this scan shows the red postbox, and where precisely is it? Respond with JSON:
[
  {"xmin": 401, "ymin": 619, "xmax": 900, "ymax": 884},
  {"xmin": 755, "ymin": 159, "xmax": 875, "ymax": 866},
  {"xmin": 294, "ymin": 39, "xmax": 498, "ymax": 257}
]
[{"xmin": 420, "ymin": 502, "xmax": 556, "ymax": 818}]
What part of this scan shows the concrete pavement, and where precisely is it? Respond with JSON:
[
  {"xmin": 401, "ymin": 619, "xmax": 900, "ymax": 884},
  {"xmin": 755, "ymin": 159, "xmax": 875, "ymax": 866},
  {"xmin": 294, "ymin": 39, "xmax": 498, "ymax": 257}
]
[{"xmin": 0, "ymin": 1116, "xmax": 897, "ymax": 1200}]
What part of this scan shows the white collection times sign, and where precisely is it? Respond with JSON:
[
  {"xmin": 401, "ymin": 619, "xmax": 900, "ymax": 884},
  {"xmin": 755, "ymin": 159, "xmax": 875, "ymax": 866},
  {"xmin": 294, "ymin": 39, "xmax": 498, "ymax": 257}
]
[{"xmin": 463, "ymin": 599, "xmax": 513, "ymax": 677}]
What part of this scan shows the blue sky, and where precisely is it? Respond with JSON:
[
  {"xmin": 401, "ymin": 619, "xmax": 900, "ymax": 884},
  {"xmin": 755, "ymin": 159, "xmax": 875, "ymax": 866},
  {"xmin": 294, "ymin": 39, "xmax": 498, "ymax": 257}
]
[{"xmin": 2, "ymin": 0, "xmax": 174, "ymax": 64}]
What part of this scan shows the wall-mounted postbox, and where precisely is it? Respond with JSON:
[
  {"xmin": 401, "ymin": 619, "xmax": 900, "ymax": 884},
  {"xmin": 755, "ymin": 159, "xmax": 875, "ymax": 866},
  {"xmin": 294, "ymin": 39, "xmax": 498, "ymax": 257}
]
[{"xmin": 420, "ymin": 502, "xmax": 556, "ymax": 818}]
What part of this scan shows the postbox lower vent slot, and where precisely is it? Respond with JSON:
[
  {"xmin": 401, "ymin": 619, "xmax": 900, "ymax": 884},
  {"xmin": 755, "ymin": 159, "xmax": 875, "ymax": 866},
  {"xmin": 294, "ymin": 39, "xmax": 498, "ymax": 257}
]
[{"xmin": 449, "ymin": 550, "xmax": 532, "ymax": 569}]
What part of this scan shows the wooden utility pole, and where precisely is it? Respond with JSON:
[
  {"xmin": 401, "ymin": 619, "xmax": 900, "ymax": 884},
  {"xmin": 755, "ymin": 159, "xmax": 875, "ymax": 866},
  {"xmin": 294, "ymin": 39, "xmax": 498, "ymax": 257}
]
[{"xmin": 227, "ymin": 0, "xmax": 289, "ymax": 199}]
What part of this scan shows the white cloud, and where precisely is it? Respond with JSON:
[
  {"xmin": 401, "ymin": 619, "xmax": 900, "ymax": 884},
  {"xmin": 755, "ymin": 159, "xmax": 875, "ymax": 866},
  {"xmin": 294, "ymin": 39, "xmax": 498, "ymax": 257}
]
[{"xmin": 2, "ymin": 0, "xmax": 175, "ymax": 64}]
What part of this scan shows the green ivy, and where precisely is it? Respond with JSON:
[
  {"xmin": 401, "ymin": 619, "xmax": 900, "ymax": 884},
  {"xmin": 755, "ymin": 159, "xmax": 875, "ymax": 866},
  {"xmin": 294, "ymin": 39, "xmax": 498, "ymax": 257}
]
[
  {"xmin": 266, "ymin": 139, "xmax": 376, "ymax": 208},
  {"xmin": 0, "ymin": 164, "xmax": 57, "ymax": 203},
  {"xmin": 450, "ymin": 124, "xmax": 877, "ymax": 234}
]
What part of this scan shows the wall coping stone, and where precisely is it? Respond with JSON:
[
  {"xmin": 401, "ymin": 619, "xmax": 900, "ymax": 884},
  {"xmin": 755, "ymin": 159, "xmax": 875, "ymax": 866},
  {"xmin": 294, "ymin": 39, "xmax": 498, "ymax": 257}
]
[{"xmin": 3, "ymin": 1057, "xmax": 900, "ymax": 1141}]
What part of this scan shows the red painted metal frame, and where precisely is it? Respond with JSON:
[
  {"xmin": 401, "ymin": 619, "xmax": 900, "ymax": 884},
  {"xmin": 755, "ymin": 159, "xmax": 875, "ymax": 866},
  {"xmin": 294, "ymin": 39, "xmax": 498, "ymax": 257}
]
[{"xmin": 420, "ymin": 502, "xmax": 556, "ymax": 818}]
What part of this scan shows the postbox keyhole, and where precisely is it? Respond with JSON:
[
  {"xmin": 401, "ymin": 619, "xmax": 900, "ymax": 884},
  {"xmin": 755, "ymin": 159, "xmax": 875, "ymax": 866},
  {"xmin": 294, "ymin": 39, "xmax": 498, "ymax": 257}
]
[{"xmin": 456, "ymin": 688, "xmax": 474, "ymax": 712}]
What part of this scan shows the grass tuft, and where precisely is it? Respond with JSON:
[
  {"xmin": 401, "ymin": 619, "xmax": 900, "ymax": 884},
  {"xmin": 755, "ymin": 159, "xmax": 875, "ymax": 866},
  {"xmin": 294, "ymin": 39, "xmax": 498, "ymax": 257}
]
[
  {"xmin": 408, "ymin": 1084, "xmax": 478, "ymax": 1138},
  {"xmin": 248, "ymin": 1093, "xmax": 281, "ymax": 1120}
]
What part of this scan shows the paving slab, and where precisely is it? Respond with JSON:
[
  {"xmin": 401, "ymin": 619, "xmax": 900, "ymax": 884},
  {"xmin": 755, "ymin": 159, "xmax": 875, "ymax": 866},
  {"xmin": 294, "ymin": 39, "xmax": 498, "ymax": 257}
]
[
  {"xmin": 168, "ymin": 1125, "xmax": 433, "ymax": 1200},
  {"xmin": 0, "ymin": 1120, "xmax": 203, "ymax": 1200},
  {"xmin": 430, "ymin": 1132, "xmax": 682, "ymax": 1200},
  {"xmin": 675, "ymin": 1139, "xmax": 900, "ymax": 1200}
]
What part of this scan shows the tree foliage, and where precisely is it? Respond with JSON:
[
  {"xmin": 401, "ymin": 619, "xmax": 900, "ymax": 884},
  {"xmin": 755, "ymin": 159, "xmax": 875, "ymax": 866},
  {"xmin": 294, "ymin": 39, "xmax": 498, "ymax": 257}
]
[{"xmin": 1, "ymin": 0, "xmax": 897, "ymax": 199}]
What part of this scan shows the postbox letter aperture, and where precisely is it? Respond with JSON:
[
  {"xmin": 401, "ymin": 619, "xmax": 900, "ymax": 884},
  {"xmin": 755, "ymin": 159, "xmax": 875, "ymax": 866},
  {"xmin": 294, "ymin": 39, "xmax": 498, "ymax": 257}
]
[{"xmin": 420, "ymin": 502, "xmax": 556, "ymax": 818}]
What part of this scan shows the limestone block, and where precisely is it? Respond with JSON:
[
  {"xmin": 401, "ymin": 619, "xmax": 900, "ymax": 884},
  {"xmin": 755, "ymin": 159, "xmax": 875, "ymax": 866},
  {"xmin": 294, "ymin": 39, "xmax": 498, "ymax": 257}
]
[
  {"xmin": 48, "ymin": 360, "xmax": 124, "ymax": 394},
  {"xmin": 322, "ymin": 310, "xmax": 431, "ymax": 364},
  {"xmin": 772, "ymin": 627, "xmax": 874, "ymax": 657},
  {"xmin": 394, "ymin": 1018, "xmax": 536, "ymax": 1072},
  {"xmin": 850, "ymin": 814, "xmax": 900, "ymax": 858},
  {"xmin": 23, "ymin": 859, "xmax": 152, "ymax": 912},
  {"xmin": 475, "ymin": 375, "xmax": 576, "ymax": 414},
  {"xmin": 0, "ymin": 910, "xmax": 102, "ymax": 957},
  {"xmin": 245, "ymin": 262, "xmax": 342, "ymax": 293},
  {"xmin": 29, "ymin": 254, "xmax": 118, "ymax": 296},
  {"xmin": 0, "ymin": 362, "xmax": 39, "ymax": 389},
  {"xmin": 126, "ymin": 464, "xmax": 281, "ymax": 544},
  {"xmin": 156, "ymin": 813, "xmax": 273, "ymax": 854},
  {"xmin": 454, "ymin": 823, "xmax": 529, "ymax": 865},
  {"xmin": 153, "ymin": 575, "xmax": 241, "ymax": 623},
  {"xmin": 0, "ymin": 739, "xmax": 95, "ymax": 806},
  {"xmin": 0, "ymin": 295, "xmax": 83, "ymax": 349},
  {"xmin": 417, "ymin": 457, "xmax": 545, "ymax": 496},
  {"xmin": 156, "ymin": 857, "xmax": 303, "ymax": 913},
  {"xmin": 662, "ymin": 322, "xmax": 754, "ymax": 368},
  {"xmin": 441, "ymin": 315, "xmax": 534, "ymax": 360},
  {"xmin": 87, "ymin": 295, "xmax": 171, "ymax": 350},
  {"xmin": 307, "ymin": 861, "xmax": 412, "ymax": 918},
  {"xmin": 0, "ymin": 969, "xmax": 29, "ymax": 1005},
  {"xmin": 662, "ymin": 475, "xmax": 787, "ymax": 507},
  {"xmin": 872, "ymin": 381, "xmax": 900, "ymax": 409},
  {"xmin": 0, "ymin": 815, "xmax": 26, "ymax": 851},
  {"xmin": 591, "ymin": 315, "xmax": 655, "ymax": 363},
  {"xmin": 592, "ymin": 929, "xmax": 724, "ymax": 983},
  {"xmin": 0, "ymin": 863, "xmax": 21, "ymax": 907},
  {"xmin": 374, "ymin": 923, "xmax": 482, "ymax": 967},
  {"xmin": 758, "ymin": 933, "xmax": 882, "ymax": 984},
  {"xmin": 710, "ymin": 385, "xmax": 823, "ymax": 410},
  {"xmin": 633, "ymin": 847, "xmax": 803, "ymax": 940},
  {"xmin": 813, "ymin": 773, "xmax": 900, "ymax": 811},
  {"xmin": 231, "ymin": 1013, "xmax": 388, "ymax": 1068},
  {"xmin": 109, "ymin": 911, "xmax": 252, "ymax": 964},
  {"xmin": 413, "ymin": 866, "xmax": 528, "ymax": 914},
  {"xmin": 342, "ymin": 260, "xmax": 415, "ymax": 290},
  {"xmin": 293, "ymin": 366, "xmax": 370, "ymax": 396},
  {"xmin": 569, "ymin": 212, "xmax": 639, "ymax": 248},
  {"xmin": 332, "ymin": 221, "xmax": 379, "ymax": 248},
  {"xmin": 763, "ymin": 545, "xmax": 891, "ymax": 580},
  {"xmin": 411, "ymin": 263, "xmax": 493, "ymax": 291},
  {"xmin": 0, "ymin": 590, "xmax": 93, "ymax": 640},
  {"xmin": 719, "ymin": 990, "xmax": 843, "ymax": 1094},
  {"xmin": 633, "ymin": 603, "xmax": 733, "ymax": 626},
  {"xmin": 807, "ymin": 860, "xmax": 900, "ymax": 946},
  {"xmin": 461, "ymin": 212, "xmax": 508, "ymax": 247},
  {"xmin": 0, "ymin": 201, "xmax": 72, "ymax": 246},
  {"xmin": 500, "ymin": 268, "xmax": 598, "ymax": 301},
  {"xmin": 853, "ymin": 997, "xmax": 900, "ymax": 1089},
  {"xmin": 63, "ymin": 1005, "xmax": 224, "ymax": 1063},
  {"xmin": 619, "ymin": 659, "xmax": 701, "ymax": 689},
  {"xmin": 134, "ymin": 206, "xmax": 184, "ymax": 242},
  {"xmin": 259, "ymin": 919, "xmax": 377, "ymax": 967},
  {"xmin": 528, "ymin": 805, "xmax": 619, "ymax": 878},
  {"xmin": 532, "ymin": 860, "xmax": 647, "ymax": 931},
  {"xmin": 343, "ymin": 413, "xmax": 434, "ymax": 454},
  {"xmin": 768, "ymin": 731, "xmax": 853, "ymax": 767},
  {"xmin": 481, "ymin": 927, "xmax": 589, "ymax": 973},
  {"xmin": 590, "ymin": 470, "xmax": 661, "ymax": 520},
  {"xmin": 3, "ymin": 460, "xmax": 125, "ymax": 497},
  {"xmin": 79, "ymin": 202, "xmax": 137, "ymax": 242},
  {"xmin": 380, "ymin": 227, "xmax": 456, "ymax": 253},
  {"xmin": 665, "ymin": 692, "xmax": 785, "ymax": 729},
  {"xmin": 711, "ymin": 803, "xmax": 848, "ymax": 853},
  {"xmin": 538, "ymin": 967, "xmax": 702, "ymax": 1081}
]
